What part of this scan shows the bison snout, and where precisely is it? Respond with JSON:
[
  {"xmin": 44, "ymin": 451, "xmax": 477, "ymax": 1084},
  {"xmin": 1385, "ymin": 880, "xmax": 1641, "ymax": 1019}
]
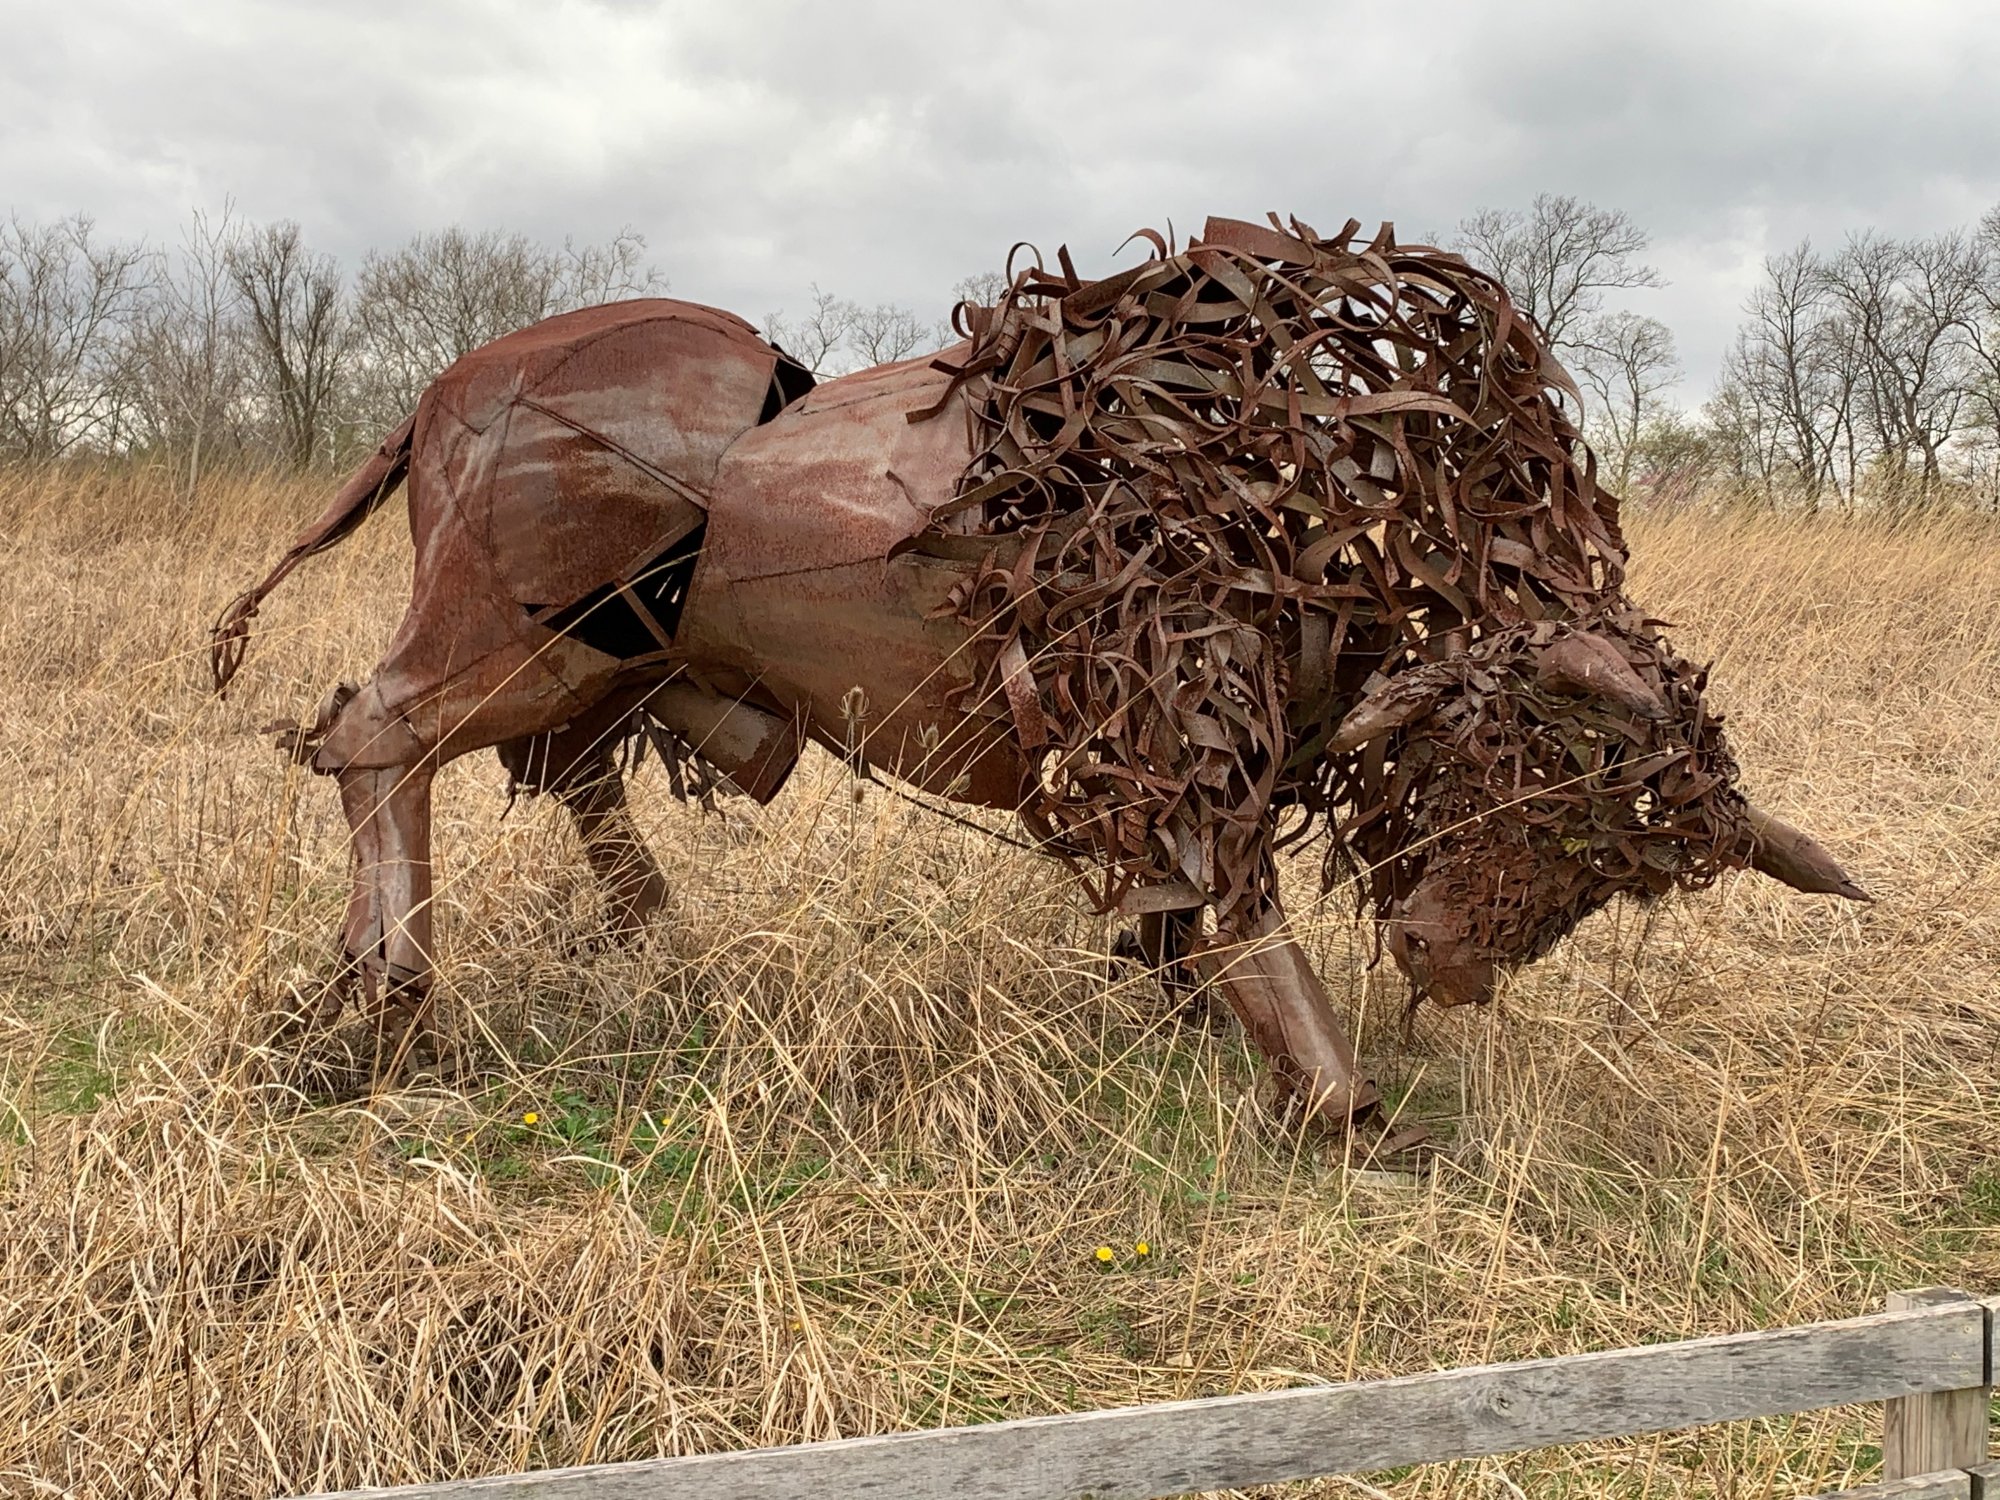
[{"xmin": 1385, "ymin": 884, "xmax": 1501, "ymax": 1008}]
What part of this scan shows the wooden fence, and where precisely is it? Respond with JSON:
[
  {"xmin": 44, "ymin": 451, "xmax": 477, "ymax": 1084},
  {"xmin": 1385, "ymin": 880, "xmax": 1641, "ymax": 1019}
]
[{"xmin": 305, "ymin": 1287, "xmax": 1996, "ymax": 1500}]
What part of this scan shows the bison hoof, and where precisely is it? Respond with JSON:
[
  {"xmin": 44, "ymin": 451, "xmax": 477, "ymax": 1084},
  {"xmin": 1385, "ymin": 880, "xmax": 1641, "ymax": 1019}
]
[{"xmin": 360, "ymin": 967, "xmax": 450, "ymax": 1080}]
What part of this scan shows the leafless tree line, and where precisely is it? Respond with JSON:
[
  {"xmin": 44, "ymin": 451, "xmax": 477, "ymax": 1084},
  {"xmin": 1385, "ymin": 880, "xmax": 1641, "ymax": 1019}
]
[
  {"xmin": 0, "ymin": 209, "xmax": 667, "ymax": 489},
  {"xmin": 0, "ymin": 204, "xmax": 998, "ymax": 490},
  {"xmin": 1706, "ymin": 219, "xmax": 2000, "ymax": 506},
  {"xmin": 1447, "ymin": 193, "xmax": 2000, "ymax": 507},
  {"xmin": 13, "ymin": 195, "xmax": 2000, "ymax": 507}
]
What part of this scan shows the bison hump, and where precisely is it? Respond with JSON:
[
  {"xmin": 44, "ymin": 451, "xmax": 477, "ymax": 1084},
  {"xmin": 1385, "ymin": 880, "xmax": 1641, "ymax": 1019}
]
[{"xmin": 422, "ymin": 299, "xmax": 781, "ymax": 611}]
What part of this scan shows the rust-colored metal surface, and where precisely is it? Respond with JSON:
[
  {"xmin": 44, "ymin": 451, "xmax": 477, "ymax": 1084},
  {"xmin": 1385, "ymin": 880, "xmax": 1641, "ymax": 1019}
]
[
  {"xmin": 433, "ymin": 299, "xmax": 771, "ymax": 610},
  {"xmin": 679, "ymin": 349, "xmax": 1029, "ymax": 806},
  {"xmin": 214, "ymin": 299, "xmax": 785, "ymax": 756},
  {"xmin": 209, "ymin": 226, "xmax": 1867, "ymax": 1125}
]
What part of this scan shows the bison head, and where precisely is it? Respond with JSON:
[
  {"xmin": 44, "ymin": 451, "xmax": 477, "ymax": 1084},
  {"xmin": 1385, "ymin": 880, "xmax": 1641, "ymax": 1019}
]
[{"xmin": 1319, "ymin": 615, "xmax": 1867, "ymax": 1009}]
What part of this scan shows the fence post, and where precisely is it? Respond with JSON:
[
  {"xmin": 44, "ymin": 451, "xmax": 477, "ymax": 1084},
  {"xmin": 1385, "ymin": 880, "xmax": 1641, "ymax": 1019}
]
[{"xmin": 1881, "ymin": 1289, "xmax": 1992, "ymax": 1480}]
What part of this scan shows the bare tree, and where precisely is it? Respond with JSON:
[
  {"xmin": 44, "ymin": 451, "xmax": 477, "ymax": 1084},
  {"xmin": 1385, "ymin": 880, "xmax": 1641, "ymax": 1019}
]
[
  {"xmin": 764, "ymin": 285, "xmax": 856, "ymax": 376},
  {"xmin": 1822, "ymin": 229, "xmax": 1983, "ymax": 497},
  {"xmin": 1960, "ymin": 210, "xmax": 2000, "ymax": 504},
  {"xmin": 0, "ymin": 214, "xmax": 150, "ymax": 462},
  {"xmin": 1716, "ymin": 243, "xmax": 1861, "ymax": 506},
  {"xmin": 1452, "ymin": 194, "xmax": 1665, "ymax": 352},
  {"xmin": 230, "ymin": 221, "xmax": 355, "ymax": 469},
  {"xmin": 952, "ymin": 270, "xmax": 1010, "ymax": 308},
  {"xmin": 1572, "ymin": 312, "xmax": 1680, "ymax": 494},
  {"xmin": 845, "ymin": 301, "xmax": 929, "ymax": 366},
  {"xmin": 353, "ymin": 226, "xmax": 664, "ymax": 422},
  {"xmin": 1452, "ymin": 196, "xmax": 1676, "ymax": 483},
  {"xmin": 127, "ymin": 207, "xmax": 249, "ymax": 495},
  {"xmin": 553, "ymin": 228, "xmax": 666, "ymax": 309}
]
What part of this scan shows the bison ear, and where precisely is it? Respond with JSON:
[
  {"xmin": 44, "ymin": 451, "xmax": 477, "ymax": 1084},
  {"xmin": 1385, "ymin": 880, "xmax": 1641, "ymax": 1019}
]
[
  {"xmin": 1534, "ymin": 631, "xmax": 1670, "ymax": 720},
  {"xmin": 1328, "ymin": 679, "xmax": 1440, "ymax": 753},
  {"xmin": 1738, "ymin": 806, "xmax": 1871, "ymax": 901}
]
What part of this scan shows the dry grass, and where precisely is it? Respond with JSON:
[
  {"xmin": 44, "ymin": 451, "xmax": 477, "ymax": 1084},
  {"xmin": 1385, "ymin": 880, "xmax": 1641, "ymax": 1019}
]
[{"xmin": 0, "ymin": 463, "xmax": 1993, "ymax": 1499}]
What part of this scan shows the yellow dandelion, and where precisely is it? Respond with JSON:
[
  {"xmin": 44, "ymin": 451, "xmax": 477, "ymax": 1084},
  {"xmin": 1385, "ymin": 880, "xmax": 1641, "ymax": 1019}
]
[
  {"xmin": 1094, "ymin": 1245, "xmax": 1114, "ymax": 1264},
  {"xmin": 522, "ymin": 1111, "xmax": 540, "ymax": 1126},
  {"xmin": 1135, "ymin": 1240, "xmax": 1152, "ymax": 1258}
]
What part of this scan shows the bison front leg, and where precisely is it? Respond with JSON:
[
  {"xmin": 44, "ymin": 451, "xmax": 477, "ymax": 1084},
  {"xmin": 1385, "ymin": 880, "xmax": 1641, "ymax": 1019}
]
[
  {"xmin": 554, "ymin": 763, "xmax": 668, "ymax": 942},
  {"xmin": 335, "ymin": 762, "xmax": 440, "ymax": 1076},
  {"xmin": 1200, "ymin": 903, "xmax": 1379, "ymax": 1125}
]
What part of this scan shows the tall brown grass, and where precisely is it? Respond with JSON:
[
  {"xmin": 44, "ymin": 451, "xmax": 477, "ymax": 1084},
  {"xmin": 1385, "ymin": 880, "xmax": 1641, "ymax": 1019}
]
[{"xmin": 0, "ymin": 464, "xmax": 1993, "ymax": 1498}]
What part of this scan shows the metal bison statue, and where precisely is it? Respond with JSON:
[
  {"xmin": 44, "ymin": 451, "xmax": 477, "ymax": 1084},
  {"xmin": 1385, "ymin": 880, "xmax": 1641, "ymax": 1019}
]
[{"xmin": 211, "ymin": 215, "xmax": 1867, "ymax": 1123}]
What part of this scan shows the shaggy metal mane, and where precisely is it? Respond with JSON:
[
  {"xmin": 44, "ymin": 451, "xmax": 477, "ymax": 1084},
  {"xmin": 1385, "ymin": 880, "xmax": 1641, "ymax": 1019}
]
[{"xmin": 925, "ymin": 214, "xmax": 1748, "ymax": 960}]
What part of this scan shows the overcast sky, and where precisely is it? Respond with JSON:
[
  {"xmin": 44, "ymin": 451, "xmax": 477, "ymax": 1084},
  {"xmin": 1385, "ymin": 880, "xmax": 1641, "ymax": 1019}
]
[{"xmin": 9, "ymin": 0, "xmax": 2000, "ymax": 404}]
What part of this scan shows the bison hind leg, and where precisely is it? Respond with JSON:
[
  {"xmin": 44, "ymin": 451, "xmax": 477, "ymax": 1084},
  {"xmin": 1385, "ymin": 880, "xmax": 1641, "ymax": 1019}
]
[
  {"xmin": 342, "ymin": 762, "xmax": 445, "ymax": 1077},
  {"xmin": 560, "ymin": 768, "xmax": 669, "ymax": 942},
  {"xmin": 496, "ymin": 726, "xmax": 669, "ymax": 945}
]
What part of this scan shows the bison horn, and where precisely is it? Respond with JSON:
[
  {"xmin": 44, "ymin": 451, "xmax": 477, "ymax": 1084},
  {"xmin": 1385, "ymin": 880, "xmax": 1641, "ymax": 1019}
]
[
  {"xmin": 1535, "ymin": 633, "xmax": 1670, "ymax": 720},
  {"xmin": 1739, "ymin": 806, "xmax": 1871, "ymax": 902}
]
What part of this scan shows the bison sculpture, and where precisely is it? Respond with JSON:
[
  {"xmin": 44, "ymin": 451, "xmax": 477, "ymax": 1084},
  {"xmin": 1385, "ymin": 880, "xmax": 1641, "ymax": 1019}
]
[{"xmin": 211, "ymin": 215, "xmax": 1867, "ymax": 1124}]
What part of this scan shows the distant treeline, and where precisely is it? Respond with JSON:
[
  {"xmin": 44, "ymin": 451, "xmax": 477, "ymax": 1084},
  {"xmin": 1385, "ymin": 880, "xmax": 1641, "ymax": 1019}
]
[
  {"xmin": 1441, "ymin": 195, "xmax": 2000, "ymax": 510},
  {"xmin": 0, "ymin": 209, "xmax": 986, "ymax": 496},
  {"xmin": 4, "ymin": 198, "xmax": 1999, "ymax": 508}
]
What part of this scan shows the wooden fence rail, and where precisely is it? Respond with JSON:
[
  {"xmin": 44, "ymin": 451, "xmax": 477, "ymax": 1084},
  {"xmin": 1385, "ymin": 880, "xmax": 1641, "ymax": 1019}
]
[{"xmin": 305, "ymin": 1288, "xmax": 1996, "ymax": 1500}]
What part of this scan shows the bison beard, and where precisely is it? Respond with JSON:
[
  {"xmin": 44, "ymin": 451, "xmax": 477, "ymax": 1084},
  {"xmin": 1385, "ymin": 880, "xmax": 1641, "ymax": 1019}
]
[{"xmin": 926, "ymin": 215, "xmax": 1750, "ymax": 1001}]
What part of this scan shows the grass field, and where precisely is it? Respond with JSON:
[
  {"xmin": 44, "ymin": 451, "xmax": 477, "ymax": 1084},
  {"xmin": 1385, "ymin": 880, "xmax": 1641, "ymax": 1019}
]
[{"xmin": 0, "ymin": 465, "xmax": 1994, "ymax": 1498}]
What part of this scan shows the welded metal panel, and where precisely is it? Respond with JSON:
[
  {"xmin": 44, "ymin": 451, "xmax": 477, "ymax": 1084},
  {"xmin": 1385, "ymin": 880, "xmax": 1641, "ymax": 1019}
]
[
  {"xmin": 423, "ymin": 300, "xmax": 779, "ymax": 610},
  {"xmin": 682, "ymin": 349, "xmax": 1026, "ymax": 805}
]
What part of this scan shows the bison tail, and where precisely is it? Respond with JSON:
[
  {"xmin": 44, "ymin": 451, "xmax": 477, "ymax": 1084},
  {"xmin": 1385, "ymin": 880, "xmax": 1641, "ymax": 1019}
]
[{"xmin": 209, "ymin": 412, "xmax": 418, "ymax": 696}]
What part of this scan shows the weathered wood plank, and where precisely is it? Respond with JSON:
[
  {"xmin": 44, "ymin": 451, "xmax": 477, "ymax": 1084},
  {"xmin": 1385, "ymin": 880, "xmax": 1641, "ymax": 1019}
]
[
  {"xmin": 1883, "ymin": 1291, "xmax": 1991, "ymax": 1479},
  {"xmin": 1967, "ymin": 1462, "xmax": 2000, "ymax": 1500},
  {"xmin": 1805, "ymin": 1471, "xmax": 1971, "ymax": 1500},
  {"xmin": 299, "ymin": 1303, "xmax": 1986, "ymax": 1500}
]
